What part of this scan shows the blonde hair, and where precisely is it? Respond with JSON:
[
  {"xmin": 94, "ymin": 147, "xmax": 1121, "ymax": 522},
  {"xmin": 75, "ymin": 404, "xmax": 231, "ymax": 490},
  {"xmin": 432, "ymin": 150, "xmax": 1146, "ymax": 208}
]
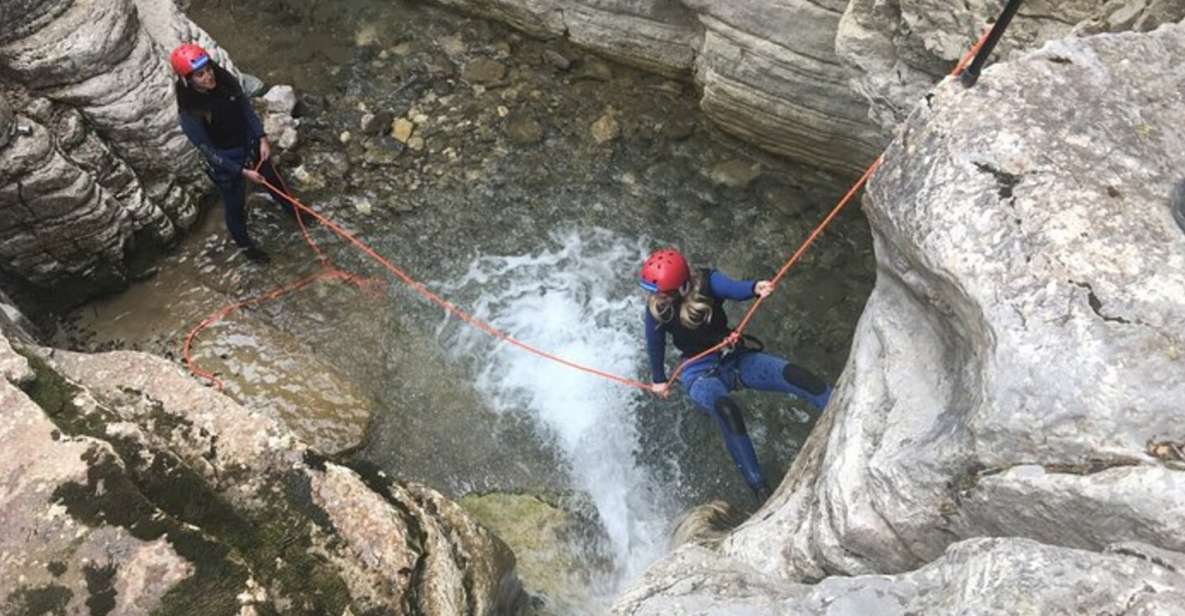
[{"xmin": 647, "ymin": 269, "xmax": 714, "ymax": 329}]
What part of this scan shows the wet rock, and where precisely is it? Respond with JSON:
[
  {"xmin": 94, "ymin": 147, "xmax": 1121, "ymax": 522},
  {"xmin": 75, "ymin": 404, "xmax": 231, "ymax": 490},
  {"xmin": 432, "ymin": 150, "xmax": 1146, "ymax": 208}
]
[
  {"xmin": 707, "ymin": 159, "xmax": 762, "ymax": 189},
  {"xmin": 590, "ymin": 112, "xmax": 620, "ymax": 144},
  {"xmin": 462, "ymin": 492, "xmax": 599, "ymax": 612},
  {"xmin": 660, "ymin": 116, "xmax": 695, "ymax": 141},
  {"xmin": 463, "ymin": 57, "xmax": 508, "ymax": 84},
  {"xmin": 391, "ymin": 117, "xmax": 415, "ymax": 143},
  {"xmin": 542, "ymin": 49, "xmax": 571, "ymax": 71},
  {"xmin": 505, "ymin": 114, "xmax": 544, "ymax": 144},
  {"xmin": 573, "ymin": 58, "xmax": 613, "ymax": 82},
  {"xmin": 360, "ymin": 109, "xmax": 394, "ymax": 135},
  {"xmin": 441, "ymin": 33, "xmax": 467, "ymax": 58}
]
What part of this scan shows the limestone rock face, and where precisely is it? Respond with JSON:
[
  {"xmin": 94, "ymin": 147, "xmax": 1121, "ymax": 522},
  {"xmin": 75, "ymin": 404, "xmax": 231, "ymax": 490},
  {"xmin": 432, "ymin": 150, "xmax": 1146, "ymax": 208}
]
[
  {"xmin": 0, "ymin": 0, "xmax": 236, "ymax": 306},
  {"xmin": 721, "ymin": 20, "xmax": 1185, "ymax": 581},
  {"xmin": 430, "ymin": 0, "xmax": 882, "ymax": 176},
  {"xmin": 0, "ymin": 332, "xmax": 523, "ymax": 614},
  {"xmin": 613, "ymin": 17, "xmax": 1185, "ymax": 615},
  {"xmin": 612, "ymin": 538, "xmax": 1185, "ymax": 615},
  {"xmin": 835, "ymin": 0, "xmax": 1185, "ymax": 136}
]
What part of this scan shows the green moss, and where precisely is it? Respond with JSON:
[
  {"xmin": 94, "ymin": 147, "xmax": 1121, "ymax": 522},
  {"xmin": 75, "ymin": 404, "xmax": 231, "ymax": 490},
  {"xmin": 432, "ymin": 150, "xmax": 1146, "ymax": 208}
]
[
  {"xmin": 16, "ymin": 350, "xmax": 357, "ymax": 615},
  {"xmin": 2, "ymin": 584, "xmax": 73, "ymax": 616},
  {"xmin": 83, "ymin": 562, "xmax": 117, "ymax": 616}
]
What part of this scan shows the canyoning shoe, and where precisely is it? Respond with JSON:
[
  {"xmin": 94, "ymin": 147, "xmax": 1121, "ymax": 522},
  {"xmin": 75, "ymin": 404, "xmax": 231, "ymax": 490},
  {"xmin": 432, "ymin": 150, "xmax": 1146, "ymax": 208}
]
[
  {"xmin": 805, "ymin": 385, "xmax": 832, "ymax": 412},
  {"xmin": 243, "ymin": 245, "xmax": 271, "ymax": 264},
  {"xmin": 752, "ymin": 482, "xmax": 772, "ymax": 504}
]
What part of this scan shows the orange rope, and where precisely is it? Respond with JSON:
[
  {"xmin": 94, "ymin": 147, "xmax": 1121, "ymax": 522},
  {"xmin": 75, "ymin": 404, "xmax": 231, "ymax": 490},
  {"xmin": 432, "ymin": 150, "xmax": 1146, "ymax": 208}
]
[{"xmin": 183, "ymin": 26, "xmax": 991, "ymax": 395}]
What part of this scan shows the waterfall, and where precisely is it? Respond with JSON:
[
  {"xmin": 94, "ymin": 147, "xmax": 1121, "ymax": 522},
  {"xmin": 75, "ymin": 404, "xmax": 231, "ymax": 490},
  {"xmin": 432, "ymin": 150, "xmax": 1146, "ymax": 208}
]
[{"xmin": 439, "ymin": 227, "xmax": 675, "ymax": 595}]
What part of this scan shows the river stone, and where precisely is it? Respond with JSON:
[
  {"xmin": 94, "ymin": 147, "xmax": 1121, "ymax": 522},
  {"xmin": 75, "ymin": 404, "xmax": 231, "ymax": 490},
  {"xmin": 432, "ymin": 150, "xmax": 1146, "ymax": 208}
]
[
  {"xmin": 612, "ymin": 537, "xmax": 1185, "ymax": 614},
  {"xmin": 707, "ymin": 159, "xmax": 762, "ymax": 189},
  {"xmin": 590, "ymin": 113, "xmax": 620, "ymax": 144},
  {"xmin": 463, "ymin": 57, "xmax": 508, "ymax": 84},
  {"xmin": 542, "ymin": 49, "xmax": 571, "ymax": 70},
  {"xmin": 721, "ymin": 21, "xmax": 1185, "ymax": 581},
  {"xmin": 461, "ymin": 493, "xmax": 597, "ymax": 610},
  {"xmin": 263, "ymin": 84, "xmax": 297, "ymax": 114},
  {"xmin": 392, "ymin": 117, "xmax": 415, "ymax": 142},
  {"xmin": 506, "ymin": 113, "xmax": 544, "ymax": 144}
]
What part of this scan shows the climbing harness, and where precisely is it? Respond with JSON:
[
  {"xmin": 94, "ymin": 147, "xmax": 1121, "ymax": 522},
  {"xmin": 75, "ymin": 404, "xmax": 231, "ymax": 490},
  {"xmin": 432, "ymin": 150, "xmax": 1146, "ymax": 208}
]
[
  {"xmin": 183, "ymin": 20, "xmax": 1002, "ymax": 395},
  {"xmin": 961, "ymin": 0, "xmax": 1024, "ymax": 88}
]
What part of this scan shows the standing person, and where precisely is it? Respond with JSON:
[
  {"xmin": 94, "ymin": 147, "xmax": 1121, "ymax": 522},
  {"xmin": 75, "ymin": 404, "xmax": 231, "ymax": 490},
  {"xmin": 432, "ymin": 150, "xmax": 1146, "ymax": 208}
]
[
  {"xmin": 171, "ymin": 43, "xmax": 302, "ymax": 263},
  {"xmin": 639, "ymin": 248, "xmax": 832, "ymax": 502}
]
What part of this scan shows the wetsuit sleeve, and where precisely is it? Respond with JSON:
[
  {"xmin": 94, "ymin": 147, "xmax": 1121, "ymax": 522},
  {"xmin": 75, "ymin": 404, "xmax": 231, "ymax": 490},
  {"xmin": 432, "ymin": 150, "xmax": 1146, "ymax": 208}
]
[
  {"xmin": 178, "ymin": 112, "xmax": 243, "ymax": 175},
  {"xmin": 238, "ymin": 91, "xmax": 265, "ymax": 142},
  {"xmin": 644, "ymin": 310, "xmax": 668, "ymax": 383},
  {"xmin": 708, "ymin": 270, "xmax": 757, "ymax": 301}
]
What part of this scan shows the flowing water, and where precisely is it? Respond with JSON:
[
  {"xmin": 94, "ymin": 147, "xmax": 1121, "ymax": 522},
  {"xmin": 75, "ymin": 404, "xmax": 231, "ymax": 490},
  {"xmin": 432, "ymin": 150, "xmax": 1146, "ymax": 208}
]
[{"xmin": 55, "ymin": 0, "xmax": 877, "ymax": 611}]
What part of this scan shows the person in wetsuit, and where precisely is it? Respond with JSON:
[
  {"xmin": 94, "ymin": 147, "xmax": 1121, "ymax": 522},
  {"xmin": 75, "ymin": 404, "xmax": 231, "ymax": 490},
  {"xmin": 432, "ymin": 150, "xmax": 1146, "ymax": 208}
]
[
  {"xmin": 640, "ymin": 248, "xmax": 832, "ymax": 502},
  {"xmin": 171, "ymin": 43, "xmax": 303, "ymax": 263}
]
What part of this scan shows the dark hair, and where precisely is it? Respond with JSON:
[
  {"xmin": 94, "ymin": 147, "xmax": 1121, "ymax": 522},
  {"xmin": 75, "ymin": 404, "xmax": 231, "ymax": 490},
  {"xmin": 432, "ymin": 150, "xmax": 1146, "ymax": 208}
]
[{"xmin": 174, "ymin": 61, "xmax": 243, "ymax": 113}]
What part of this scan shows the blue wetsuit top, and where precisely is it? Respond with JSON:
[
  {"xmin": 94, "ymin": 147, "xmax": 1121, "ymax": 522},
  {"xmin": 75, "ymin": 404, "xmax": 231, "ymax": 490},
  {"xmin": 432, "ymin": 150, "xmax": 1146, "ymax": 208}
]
[{"xmin": 644, "ymin": 270, "xmax": 758, "ymax": 383}]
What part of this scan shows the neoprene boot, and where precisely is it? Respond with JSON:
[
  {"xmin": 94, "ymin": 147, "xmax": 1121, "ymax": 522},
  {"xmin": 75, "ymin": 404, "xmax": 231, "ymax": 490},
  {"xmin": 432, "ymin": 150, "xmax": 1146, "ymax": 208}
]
[
  {"xmin": 783, "ymin": 364, "xmax": 832, "ymax": 411},
  {"xmin": 243, "ymin": 244, "xmax": 271, "ymax": 264},
  {"xmin": 753, "ymin": 481, "xmax": 772, "ymax": 503}
]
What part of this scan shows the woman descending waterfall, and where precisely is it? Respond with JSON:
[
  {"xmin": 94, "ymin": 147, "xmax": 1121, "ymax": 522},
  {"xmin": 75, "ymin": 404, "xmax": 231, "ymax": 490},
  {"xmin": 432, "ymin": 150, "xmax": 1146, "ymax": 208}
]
[
  {"xmin": 639, "ymin": 248, "xmax": 832, "ymax": 502},
  {"xmin": 171, "ymin": 43, "xmax": 305, "ymax": 264}
]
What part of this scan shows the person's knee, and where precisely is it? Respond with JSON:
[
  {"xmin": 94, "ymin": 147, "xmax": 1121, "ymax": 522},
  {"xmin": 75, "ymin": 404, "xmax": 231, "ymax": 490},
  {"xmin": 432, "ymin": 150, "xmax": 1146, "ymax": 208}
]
[
  {"xmin": 713, "ymin": 397, "xmax": 748, "ymax": 436},
  {"xmin": 783, "ymin": 364, "xmax": 827, "ymax": 395}
]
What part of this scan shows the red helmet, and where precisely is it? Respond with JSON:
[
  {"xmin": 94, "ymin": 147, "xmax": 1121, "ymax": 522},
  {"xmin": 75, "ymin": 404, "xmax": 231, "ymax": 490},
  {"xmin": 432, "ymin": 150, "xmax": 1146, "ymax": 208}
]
[
  {"xmin": 170, "ymin": 43, "xmax": 210, "ymax": 77},
  {"xmin": 640, "ymin": 249, "xmax": 690, "ymax": 294}
]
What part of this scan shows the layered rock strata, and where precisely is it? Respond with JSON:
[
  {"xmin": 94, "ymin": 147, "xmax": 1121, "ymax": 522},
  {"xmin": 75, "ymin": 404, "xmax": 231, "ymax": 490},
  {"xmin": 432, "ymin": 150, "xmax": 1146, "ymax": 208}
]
[
  {"xmin": 0, "ymin": 0, "xmax": 235, "ymax": 307},
  {"xmin": 0, "ymin": 329, "xmax": 523, "ymax": 614},
  {"xmin": 431, "ymin": 0, "xmax": 884, "ymax": 177}
]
